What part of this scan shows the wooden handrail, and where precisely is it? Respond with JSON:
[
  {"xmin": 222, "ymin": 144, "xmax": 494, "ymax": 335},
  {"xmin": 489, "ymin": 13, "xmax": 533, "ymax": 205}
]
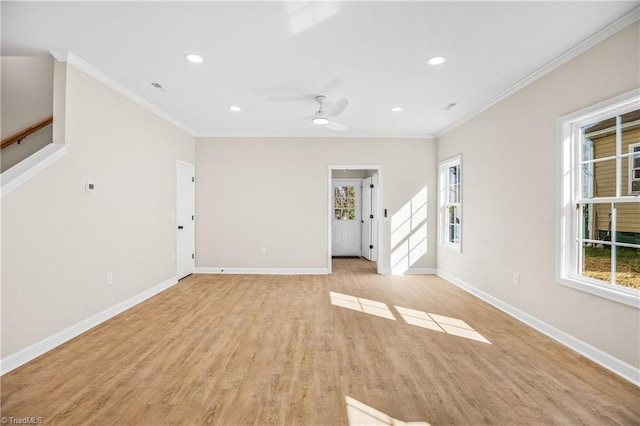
[{"xmin": 1, "ymin": 116, "xmax": 53, "ymax": 149}]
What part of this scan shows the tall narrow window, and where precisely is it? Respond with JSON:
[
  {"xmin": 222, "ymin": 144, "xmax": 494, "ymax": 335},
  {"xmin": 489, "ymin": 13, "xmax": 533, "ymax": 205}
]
[
  {"xmin": 439, "ymin": 155, "xmax": 462, "ymax": 252},
  {"xmin": 559, "ymin": 91, "xmax": 639, "ymax": 307}
]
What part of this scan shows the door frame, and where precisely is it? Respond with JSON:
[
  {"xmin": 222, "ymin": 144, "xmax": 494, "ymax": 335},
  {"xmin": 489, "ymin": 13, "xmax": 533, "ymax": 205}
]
[
  {"xmin": 176, "ymin": 160, "xmax": 195, "ymax": 279},
  {"xmin": 327, "ymin": 165, "xmax": 382, "ymax": 274}
]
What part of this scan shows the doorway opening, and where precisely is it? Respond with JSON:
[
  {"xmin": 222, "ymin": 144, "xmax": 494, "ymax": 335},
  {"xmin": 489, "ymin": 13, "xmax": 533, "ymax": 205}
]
[{"xmin": 328, "ymin": 165, "xmax": 382, "ymax": 274}]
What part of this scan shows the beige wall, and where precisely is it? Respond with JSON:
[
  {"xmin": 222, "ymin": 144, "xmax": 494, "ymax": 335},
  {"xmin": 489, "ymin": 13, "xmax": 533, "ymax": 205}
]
[
  {"xmin": 1, "ymin": 57, "xmax": 54, "ymax": 171},
  {"xmin": 437, "ymin": 23, "xmax": 640, "ymax": 367},
  {"xmin": 195, "ymin": 137, "xmax": 437, "ymax": 272},
  {"xmin": 1, "ymin": 64, "xmax": 194, "ymax": 358}
]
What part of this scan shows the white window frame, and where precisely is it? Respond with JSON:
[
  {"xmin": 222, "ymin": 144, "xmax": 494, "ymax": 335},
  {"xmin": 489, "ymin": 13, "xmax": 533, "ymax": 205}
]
[
  {"xmin": 438, "ymin": 155, "xmax": 462, "ymax": 252},
  {"xmin": 557, "ymin": 89, "xmax": 640, "ymax": 308},
  {"xmin": 629, "ymin": 142, "xmax": 640, "ymax": 195}
]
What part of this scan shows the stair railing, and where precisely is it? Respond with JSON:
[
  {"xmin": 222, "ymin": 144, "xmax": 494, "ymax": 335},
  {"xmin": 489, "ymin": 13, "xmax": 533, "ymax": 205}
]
[{"xmin": 1, "ymin": 116, "xmax": 53, "ymax": 150}]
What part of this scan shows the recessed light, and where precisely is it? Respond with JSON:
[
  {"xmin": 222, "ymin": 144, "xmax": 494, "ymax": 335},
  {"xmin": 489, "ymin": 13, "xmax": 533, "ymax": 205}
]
[
  {"xmin": 391, "ymin": 107, "xmax": 403, "ymax": 112},
  {"xmin": 427, "ymin": 56, "xmax": 447, "ymax": 66},
  {"xmin": 312, "ymin": 117, "xmax": 329, "ymax": 125},
  {"xmin": 185, "ymin": 53, "xmax": 203, "ymax": 63},
  {"xmin": 229, "ymin": 106, "xmax": 241, "ymax": 112}
]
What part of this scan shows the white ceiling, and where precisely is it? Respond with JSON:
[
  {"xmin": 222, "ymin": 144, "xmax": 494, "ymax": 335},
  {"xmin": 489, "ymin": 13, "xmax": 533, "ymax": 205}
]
[{"xmin": 2, "ymin": 1, "xmax": 638, "ymax": 138}]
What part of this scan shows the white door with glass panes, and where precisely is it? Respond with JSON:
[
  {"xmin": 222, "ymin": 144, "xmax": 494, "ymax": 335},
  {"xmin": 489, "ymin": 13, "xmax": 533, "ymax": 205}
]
[{"xmin": 332, "ymin": 179, "xmax": 362, "ymax": 256}]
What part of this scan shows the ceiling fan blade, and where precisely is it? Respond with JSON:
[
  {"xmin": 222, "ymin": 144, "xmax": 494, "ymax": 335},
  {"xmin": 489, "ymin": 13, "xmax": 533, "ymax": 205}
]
[
  {"xmin": 265, "ymin": 94, "xmax": 313, "ymax": 102},
  {"xmin": 317, "ymin": 77, "xmax": 344, "ymax": 95},
  {"xmin": 326, "ymin": 120, "xmax": 347, "ymax": 131},
  {"xmin": 325, "ymin": 97, "xmax": 349, "ymax": 117}
]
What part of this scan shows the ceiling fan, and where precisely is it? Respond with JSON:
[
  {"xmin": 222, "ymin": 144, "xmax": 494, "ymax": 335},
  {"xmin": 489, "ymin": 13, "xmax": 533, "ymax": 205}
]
[{"xmin": 309, "ymin": 95, "xmax": 349, "ymax": 130}]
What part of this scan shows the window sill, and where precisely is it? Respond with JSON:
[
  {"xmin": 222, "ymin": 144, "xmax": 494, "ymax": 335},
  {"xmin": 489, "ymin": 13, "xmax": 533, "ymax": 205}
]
[
  {"xmin": 439, "ymin": 242, "xmax": 461, "ymax": 253},
  {"xmin": 558, "ymin": 276, "xmax": 640, "ymax": 308}
]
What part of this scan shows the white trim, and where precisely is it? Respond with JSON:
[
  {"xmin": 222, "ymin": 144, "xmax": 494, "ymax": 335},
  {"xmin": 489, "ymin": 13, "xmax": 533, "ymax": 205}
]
[
  {"xmin": 575, "ymin": 196, "xmax": 640, "ymax": 205},
  {"xmin": 558, "ymin": 276, "xmax": 640, "ymax": 308},
  {"xmin": 437, "ymin": 7, "xmax": 640, "ymax": 138},
  {"xmin": 195, "ymin": 132, "xmax": 436, "ymax": 139},
  {"xmin": 379, "ymin": 268, "xmax": 436, "ymax": 275},
  {"xmin": 558, "ymin": 89, "xmax": 640, "ymax": 125},
  {"xmin": 1, "ymin": 144, "xmax": 68, "ymax": 199},
  {"xmin": 194, "ymin": 267, "xmax": 329, "ymax": 275},
  {"xmin": 436, "ymin": 269, "xmax": 640, "ymax": 387},
  {"xmin": 328, "ymin": 165, "xmax": 383, "ymax": 275},
  {"xmin": 0, "ymin": 276, "xmax": 178, "ymax": 375},
  {"xmin": 49, "ymin": 50, "xmax": 196, "ymax": 136}
]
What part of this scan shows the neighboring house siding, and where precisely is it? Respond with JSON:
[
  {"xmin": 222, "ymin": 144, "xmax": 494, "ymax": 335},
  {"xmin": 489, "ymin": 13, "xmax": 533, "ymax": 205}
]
[{"xmin": 592, "ymin": 126, "xmax": 640, "ymax": 237}]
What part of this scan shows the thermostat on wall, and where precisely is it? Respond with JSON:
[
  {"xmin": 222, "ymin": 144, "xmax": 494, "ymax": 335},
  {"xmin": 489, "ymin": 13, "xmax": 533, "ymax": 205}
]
[{"xmin": 83, "ymin": 181, "xmax": 95, "ymax": 192}]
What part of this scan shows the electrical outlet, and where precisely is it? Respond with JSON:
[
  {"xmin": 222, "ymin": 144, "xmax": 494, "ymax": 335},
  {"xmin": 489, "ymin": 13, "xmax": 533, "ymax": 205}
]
[
  {"xmin": 106, "ymin": 272, "xmax": 113, "ymax": 286},
  {"xmin": 512, "ymin": 273, "xmax": 520, "ymax": 286},
  {"xmin": 260, "ymin": 247, "xmax": 266, "ymax": 254}
]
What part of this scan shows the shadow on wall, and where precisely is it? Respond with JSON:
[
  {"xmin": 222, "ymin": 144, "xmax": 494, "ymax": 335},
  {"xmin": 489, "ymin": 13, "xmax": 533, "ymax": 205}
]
[{"xmin": 390, "ymin": 186, "xmax": 428, "ymax": 274}]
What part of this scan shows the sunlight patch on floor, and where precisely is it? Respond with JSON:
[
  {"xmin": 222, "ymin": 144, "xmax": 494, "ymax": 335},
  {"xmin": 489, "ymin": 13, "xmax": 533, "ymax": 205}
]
[
  {"xmin": 330, "ymin": 292, "xmax": 396, "ymax": 320},
  {"xmin": 345, "ymin": 396, "xmax": 430, "ymax": 426},
  {"xmin": 395, "ymin": 306, "xmax": 491, "ymax": 344}
]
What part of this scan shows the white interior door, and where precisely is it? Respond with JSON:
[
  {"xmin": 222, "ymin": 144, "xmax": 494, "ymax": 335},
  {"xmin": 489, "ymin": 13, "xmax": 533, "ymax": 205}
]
[
  {"xmin": 177, "ymin": 162, "xmax": 195, "ymax": 279},
  {"xmin": 360, "ymin": 174, "xmax": 379, "ymax": 261},
  {"xmin": 370, "ymin": 172, "xmax": 378, "ymax": 262},
  {"xmin": 361, "ymin": 177, "xmax": 373, "ymax": 260},
  {"xmin": 332, "ymin": 179, "xmax": 361, "ymax": 256}
]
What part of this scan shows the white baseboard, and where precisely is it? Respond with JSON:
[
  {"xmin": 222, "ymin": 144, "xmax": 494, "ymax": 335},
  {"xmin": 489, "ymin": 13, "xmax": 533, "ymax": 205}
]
[
  {"xmin": 436, "ymin": 269, "xmax": 640, "ymax": 387},
  {"xmin": 195, "ymin": 267, "xmax": 330, "ymax": 275},
  {"xmin": 379, "ymin": 268, "xmax": 437, "ymax": 275},
  {"xmin": 1, "ymin": 275, "xmax": 178, "ymax": 375}
]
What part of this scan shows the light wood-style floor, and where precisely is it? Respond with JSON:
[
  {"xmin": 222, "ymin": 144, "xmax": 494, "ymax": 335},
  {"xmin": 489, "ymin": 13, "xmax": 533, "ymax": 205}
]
[{"xmin": 2, "ymin": 259, "xmax": 639, "ymax": 425}]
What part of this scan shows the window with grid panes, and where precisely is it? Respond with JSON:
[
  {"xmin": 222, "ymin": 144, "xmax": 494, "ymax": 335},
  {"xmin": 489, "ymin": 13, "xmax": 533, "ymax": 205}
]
[
  {"xmin": 439, "ymin": 155, "xmax": 462, "ymax": 252},
  {"xmin": 558, "ymin": 91, "xmax": 640, "ymax": 307}
]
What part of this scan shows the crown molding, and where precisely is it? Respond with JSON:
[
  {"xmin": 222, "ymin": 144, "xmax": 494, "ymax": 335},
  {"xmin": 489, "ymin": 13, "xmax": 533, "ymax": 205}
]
[
  {"xmin": 194, "ymin": 132, "xmax": 437, "ymax": 139},
  {"xmin": 437, "ymin": 6, "xmax": 640, "ymax": 138},
  {"xmin": 49, "ymin": 50, "xmax": 196, "ymax": 136}
]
